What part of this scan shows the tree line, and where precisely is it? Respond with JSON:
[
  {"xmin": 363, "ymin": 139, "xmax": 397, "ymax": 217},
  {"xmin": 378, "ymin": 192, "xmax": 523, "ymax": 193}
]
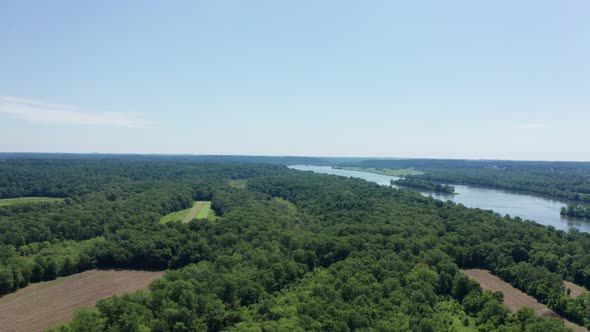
[
  {"xmin": 561, "ymin": 204, "xmax": 590, "ymax": 219},
  {"xmin": 391, "ymin": 178, "xmax": 455, "ymax": 193}
]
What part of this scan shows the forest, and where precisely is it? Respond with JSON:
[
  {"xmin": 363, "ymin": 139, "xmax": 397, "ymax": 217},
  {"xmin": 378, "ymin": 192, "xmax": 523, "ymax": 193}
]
[
  {"xmin": 347, "ymin": 159, "xmax": 590, "ymax": 203},
  {"xmin": 1, "ymin": 157, "xmax": 590, "ymax": 331}
]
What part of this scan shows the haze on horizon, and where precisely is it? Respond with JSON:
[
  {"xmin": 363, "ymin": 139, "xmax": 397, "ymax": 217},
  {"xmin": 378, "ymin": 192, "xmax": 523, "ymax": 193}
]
[{"xmin": 0, "ymin": 1, "xmax": 588, "ymax": 161}]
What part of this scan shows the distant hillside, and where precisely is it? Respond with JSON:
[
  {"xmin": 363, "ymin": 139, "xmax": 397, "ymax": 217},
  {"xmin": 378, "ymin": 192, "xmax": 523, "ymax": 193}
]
[{"xmin": 0, "ymin": 153, "xmax": 369, "ymax": 166}]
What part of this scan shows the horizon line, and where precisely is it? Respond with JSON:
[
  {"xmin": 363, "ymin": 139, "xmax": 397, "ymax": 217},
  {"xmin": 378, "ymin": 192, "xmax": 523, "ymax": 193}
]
[{"xmin": 0, "ymin": 152, "xmax": 588, "ymax": 163}]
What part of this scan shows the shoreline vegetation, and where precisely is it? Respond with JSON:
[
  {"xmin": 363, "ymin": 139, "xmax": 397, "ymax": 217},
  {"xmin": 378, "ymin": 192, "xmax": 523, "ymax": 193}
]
[
  {"xmin": 561, "ymin": 204, "xmax": 590, "ymax": 219},
  {"xmin": 391, "ymin": 177, "xmax": 456, "ymax": 194},
  {"xmin": 347, "ymin": 160, "xmax": 590, "ymax": 203},
  {"xmin": 332, "ymin": 166, "xmax": 422, "ymax": 177}
]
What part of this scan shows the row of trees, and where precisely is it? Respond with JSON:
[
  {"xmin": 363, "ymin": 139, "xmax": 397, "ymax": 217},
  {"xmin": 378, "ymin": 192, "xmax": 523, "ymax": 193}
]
[
  {"xmin": 561, "ymin": 204, "xmax": 590, "ymax": 219},
  {"xmin": 391, "ymin": 178, "xmax": 455, "ymax": 193}
]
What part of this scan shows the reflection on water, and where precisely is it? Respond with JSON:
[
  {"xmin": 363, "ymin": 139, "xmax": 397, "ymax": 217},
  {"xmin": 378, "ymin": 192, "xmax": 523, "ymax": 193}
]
[{"xmin": 289, "ymin": 165, "xmax": 590, "ymax": 233}]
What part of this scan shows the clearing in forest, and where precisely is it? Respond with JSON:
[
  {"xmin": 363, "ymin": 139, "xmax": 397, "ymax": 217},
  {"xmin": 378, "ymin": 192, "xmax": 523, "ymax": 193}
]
[
  {"xmin": 462, "ymin": 269, "xmax": 547, "ymax": 313},
  {"xmin": 462, "ymin": 269, "xmax": 587, "ymax": 332},
  {"xmin": 159, "ymin": 201, "xmax": 216, "ymax": 223},
  {"xmin": 0, "ymin": 197, "xmax": 64, "ymax": 206},
  {"xmin": 183, "ymin": 201, "xmax": 212, "ymax": 222},
  {"xmin": 227, "ymin": 179, "xmax": 247, "ymax": 188},
  {"xmin": 159, "ymin": 206, "xmax": 192, "ymax": 223},
  {"xmin": 564, "ymin": 281, "xmax": 588, "ymax": 298},
  {"xmin": 0, "ymin": 269, "xmax": 164, "ymax": 332}
]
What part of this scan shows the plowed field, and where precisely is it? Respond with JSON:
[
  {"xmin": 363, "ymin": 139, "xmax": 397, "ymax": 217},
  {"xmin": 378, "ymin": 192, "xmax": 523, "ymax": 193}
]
[
  {"xmin": 0, "ymin": 269, "xmax": 164, "ymax": 332},
  {"xmin": 462, "ymin": 269, "xmax": 587, "ymax": 332}
]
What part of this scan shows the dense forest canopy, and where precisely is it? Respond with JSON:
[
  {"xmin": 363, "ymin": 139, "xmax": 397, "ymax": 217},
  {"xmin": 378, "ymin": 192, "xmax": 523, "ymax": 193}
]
[{"xmin": 1, "ymin": 157, "xmax": 590, "ymax": 330}]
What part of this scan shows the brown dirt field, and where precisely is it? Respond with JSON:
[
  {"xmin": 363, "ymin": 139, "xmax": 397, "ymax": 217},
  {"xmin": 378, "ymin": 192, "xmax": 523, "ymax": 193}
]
[
  {"xmin": 564, "ymin": 281, "xmax": 588, "ymax": 298},
  {"xmin": 463, "ymin": 269, "xmax": 546, "ymax": 312},
  {"xmin": 0, "ymin": 269, "xmax": 164, "ymax": 332},
  {"xmin": 462, "ymin": 269, "xmax": 587, "ymax": 332},
  {"xmin": 182, "ymin": 201, "xmax": 206, "ymax": 223}
]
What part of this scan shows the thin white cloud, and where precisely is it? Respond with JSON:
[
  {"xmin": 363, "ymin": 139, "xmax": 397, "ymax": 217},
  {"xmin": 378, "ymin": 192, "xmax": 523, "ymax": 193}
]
[
  {"xmin": 517, "ymin": 123, "xmax": 548, "ymax": 129},
  {"xmin": 0, "ymin": 96, "xmax": 152, "ymax": 128}
]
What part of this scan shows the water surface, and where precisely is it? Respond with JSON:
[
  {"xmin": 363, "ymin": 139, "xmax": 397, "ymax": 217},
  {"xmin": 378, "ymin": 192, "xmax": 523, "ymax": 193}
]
[{"xmin": 289, "ymin": 165, "xmax": 590, "ymax": 233}]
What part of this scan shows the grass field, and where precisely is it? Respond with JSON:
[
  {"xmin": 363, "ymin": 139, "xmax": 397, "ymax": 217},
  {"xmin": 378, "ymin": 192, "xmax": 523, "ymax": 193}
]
[
  {"xmin": 0, "ymin": 197, "xmax": 64, "ymax": 206},
  {"xmin": 159, "ymin": 206, "xmax": 192, "ymax": 223},
  {"xmin": 0, "ymin": 269, "xmax": 164, "ymax": 332},
  {"xmin": 227, "ymin": 179, "xmax": 247, "ymax": 188},
  {"xmin": 463, "ymin": 269, "xmax": 587, "ymax": 332},
  {"xmin": 159, "ymin": 201, "xmax": 216, "ymax": 223},
  {"xmin": 338, "ymin": 167, "xmax": 422, "ymax": 177},
  {"xmin": 195, "ymin": 201, "xmax": 212, "ymax": 219}
]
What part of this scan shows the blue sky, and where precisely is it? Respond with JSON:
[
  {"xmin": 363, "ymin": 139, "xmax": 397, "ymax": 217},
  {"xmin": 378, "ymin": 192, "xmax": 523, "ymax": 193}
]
[{"xmin": 0, "ymin": 1, "xmax": 588, "ymax": 160}]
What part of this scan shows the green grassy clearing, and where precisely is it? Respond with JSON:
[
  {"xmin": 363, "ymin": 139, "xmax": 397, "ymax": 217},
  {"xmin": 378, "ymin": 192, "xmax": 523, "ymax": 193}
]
[
  {"xmin": 160, "ymin": 201, "xmax": 217, "ymax": 223},
  {"xmin": 195, "ymin": 201, "xmax": 212, "ymax": 219},
  {"xmin": 339, "ymin": 166, "xmax": 423, "ymax": 176},
  {"xmin": 227, "ymin": 179, "xmax": 247, "ymax": 189},
  {"xmin": 0, "ymin": 197, "xmax": 64, "ymax": 206},
  {"xmin": 159, "ymin": 207, "xmax": 192, "ymax": 223}
]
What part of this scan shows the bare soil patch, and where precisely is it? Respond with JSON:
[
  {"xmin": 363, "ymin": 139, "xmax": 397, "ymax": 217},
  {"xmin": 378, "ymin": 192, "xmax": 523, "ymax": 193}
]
[
  {"xmin": 463, "ymin": 269, "xmax": 546, "ymax": 312},
  {"xmin": 564, "ymin": 281, "xmax": 588, "ymax": 298},
  {"xmin": 0, "ymin": 269, "xmax": 164, "ymax": 332},
  {"xmin": 462, "ymin": 269, "xmax": 587, "ymax": 332}
]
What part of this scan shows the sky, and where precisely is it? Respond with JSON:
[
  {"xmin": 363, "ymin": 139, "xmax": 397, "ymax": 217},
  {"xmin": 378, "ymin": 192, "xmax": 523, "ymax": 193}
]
[{"xmin": 0, "ymin": 1, "xmax": 589, "ymax": 161}]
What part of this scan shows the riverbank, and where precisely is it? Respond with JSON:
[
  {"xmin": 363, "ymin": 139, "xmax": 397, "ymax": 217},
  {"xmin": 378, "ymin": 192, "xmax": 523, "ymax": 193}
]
[
  {"xmin": 289, "ymin": 165, "xmax": 590, "ymax": 233},
  {"xmin": 335, "ymin": 166, "xmax": 422, "ymax": 177}
]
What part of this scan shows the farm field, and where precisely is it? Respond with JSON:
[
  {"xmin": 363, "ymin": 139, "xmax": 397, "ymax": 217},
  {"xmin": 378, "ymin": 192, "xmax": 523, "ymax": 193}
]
[
  {"xmin": 565, "ymin": 281, "xmax": 588, "ymax": 298},
  {"xmin": 463, "ymin": 269, "xmax": 587, "ymax": 332},
  {"xmin": 159, "ymin": 206, "xmax": 192, "ymax": 223},
  {"xmin": 0, "ymin": 197, "xmax": 64, "ymax": 206},
  {"xmin": 194, "ymin": 201, "xmax": 212, "ymax": 219},
  {"xmin": 159, "ymin": 201, "xmax": 215, "ymax": 223},
  {"xmin": 0, "ymin": 269, "xmax": 164, "ymax": 332},
  {"xmin": 463, "ymin": 269, "xmax": 546, "ymax": 312}
]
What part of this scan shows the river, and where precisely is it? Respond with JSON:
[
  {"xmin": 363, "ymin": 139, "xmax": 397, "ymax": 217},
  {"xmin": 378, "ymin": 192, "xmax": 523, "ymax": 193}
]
[{"xmin": 288, "ymin": 165, "xmax": 590, "ymax": 233}]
